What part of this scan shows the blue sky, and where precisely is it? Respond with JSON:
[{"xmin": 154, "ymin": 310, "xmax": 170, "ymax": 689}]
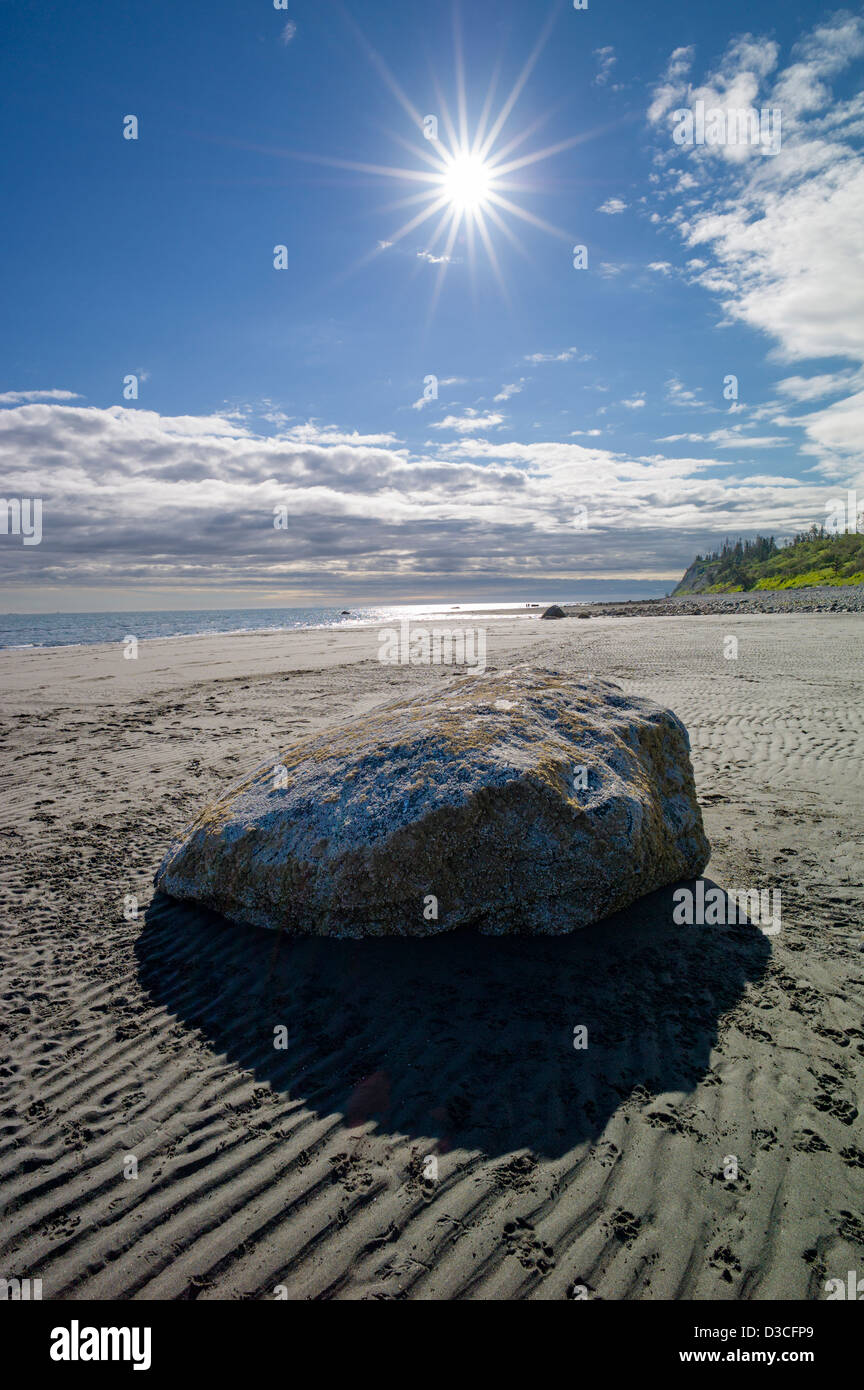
[{"xmin": 2, "ymin": 0, "xmax": 863, "ymax": 609}]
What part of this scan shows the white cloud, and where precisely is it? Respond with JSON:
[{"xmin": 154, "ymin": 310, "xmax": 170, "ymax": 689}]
[
  {"xmin": 648, "ymin": 34, "xmax": 781, "ymax": 165},
  {"xmin": 772, "ymin": 16, "xmax": 864, "ymax": 119},
  {"xmin": 665, "ymin": 377, "xmax": 704, "ymax": 407},
  {"xmin": 0, "ymin": 388, "xmax": 82, "ymax": 405},
  {"xmin": 685, "ymin": 162, "xmax": 864, "ymax": 363},
  {"xmin": 647, "ymin": 46, "xmax": 694, "ymax": 125},
  {"xmin": 776, "ymin": 369, "xmax": 864, "ymax": 402},
  {"xmin": 281, "ymin": 422, "xmax": 402, "ymax": 447},
  {"xmin": 494, "ymin": 381, "xmax": 525, "ymax": 402},
  {"xmin": 621, "ymin": 396, "xmax": 646, "ymax": 410},
  {"xmin": 648, "ymin": 15, "xmax": 864, "ymax": 471},
  {"xmin": 524, "ymin": 347, "xmax": 590, "ymax": 364},
  {"xmin": 597, "ymin": 197, "xmax": 628, "ymax": 215},
  {"xmin": 594, "ymin": 46, "xmax": 617, "ymax": 86},
  {"xmin": 659, "ymin": 426, "xmax": 788, "ymax": 448},
  {"xmin": 794, "ymin": 389, "xmax": 864, "ymax": 461},
  {"xmin": 280, "ymin": 21, "xmax": 297, "ymax": 45},
  {"xmin": 430, "ymin": 411, "xmax": 505, "ymax": 434}
]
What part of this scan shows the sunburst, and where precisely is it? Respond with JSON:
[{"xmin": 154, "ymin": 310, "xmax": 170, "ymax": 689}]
[{"xmin": 285, "ymin": 6, "xmax": 603, "ymax": 308}]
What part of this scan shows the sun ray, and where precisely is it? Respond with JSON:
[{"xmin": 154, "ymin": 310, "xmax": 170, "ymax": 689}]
[
  {"xmin": 485, "ymin": 190, "xmax": 573, "ymax": 242},
  {"xmin": 452, "ymin": 6, "xmax": 469, "ymax": 151},
  {"xmin": 477, "ymin": 4, "xmax": 561, "ymax": 160},
  {"xmin": 490, "ymin": 131, "xmax": 606, "ymax": 180},
  {"xmin": 471, "ymin": 58, "xmax": 503, "ymax": 158},
  {"xmin": 386, "ymin": 194, "xmax": 454, "ymax": 247},
  {"xmin": 484, "ymin": 105, "xmax": 557, "ymax": 169},
  {"xmin": 315, "ymin": 194, "xmax": 450, "ymax": 300},
  {"xmin": 472, "ymin": 208, "xmax": 510, "ymax": 305},
  {"xmin": 384, "ymin": 127, "xmax": 454, "ymax": 174},
  {"xmin": 335, "ymin": 0, "xmax": 427, "ymax": 131},
  {"xmin": 265, "ymin": 147, "xmax": 446, "ymax": 185},
  {"xmin": 371, "ymin": 187, "xmax": 453, "ymax": 218},
  {"xmin": 482, "ymin": 201, "xmax": 531, "ymax": 261},
  {"xmin": 325, "ymin": 194, "xmax": 452, "ymax": 295},
  {"xmin": 422, "ymin": 200, "xmax": 462, "ymax": 262},
  {"xmin": 465, "ymin": 210, "xmax": 479, "ymax": 288},
  {"xmin": 427, "ymin": 208, "xmax": 466, "ymax": 322},
  {"xmin": 431, "ymin": 75, "xmax": 461, "ymax": 154}
]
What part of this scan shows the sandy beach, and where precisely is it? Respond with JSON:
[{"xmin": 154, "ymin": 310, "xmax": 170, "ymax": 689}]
[{"xmin": 1, "ymin": 611, "xmax": 862, "ymax": 1300}]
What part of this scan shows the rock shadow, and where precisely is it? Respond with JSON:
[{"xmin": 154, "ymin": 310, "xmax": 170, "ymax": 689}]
[{"xmin": 136, "ymin": 882, "xmax": 770, "ymax": 1160}]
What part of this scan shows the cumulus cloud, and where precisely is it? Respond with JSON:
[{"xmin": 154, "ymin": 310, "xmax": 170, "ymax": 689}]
[
  {"xmin": 647, "ymin": 46, "xmax": 694, "ymax": 125},
  {"xmin": 776, "ymin": 369, "xmax": 864, "ymax": 402},
  {"xmin": 647, "ymin": 14, "xmax": 864, "ymax": 474},
  {"xmin": 794, "ymin": 389, "xmax": 864, "ymax": 461},
  {"xmin": 597, "ymin": 197, "xmax": 628, "ymax": 214},
  {"xmin": 648, "ymin": 35, "xmax": 780, "ymax": 163}
]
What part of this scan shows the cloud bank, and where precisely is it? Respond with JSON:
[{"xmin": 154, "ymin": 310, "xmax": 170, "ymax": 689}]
[{"xmin": 0, "ymin": 400, "xmax": 842, "ymax": 597}]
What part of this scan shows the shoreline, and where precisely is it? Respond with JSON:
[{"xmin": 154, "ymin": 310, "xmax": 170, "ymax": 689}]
[
  {"xmin": 555, "ymin": 584, "xmax": 864, "ymax": 617},
  {"xmin": 2, "ymin": 583, "xmax": 862, "ymax": 661},
  {"xmin": 0, "ymin": 605, "xmax": 547, "ymax": 657}
]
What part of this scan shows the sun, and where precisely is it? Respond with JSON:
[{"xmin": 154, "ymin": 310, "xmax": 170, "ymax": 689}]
[
  {"xmin": 439, "ymin": 150, "xmax": 493, "ymax": 213},
  {"xmin": 270, "ymin": 8, "xmax": 595, "ymax": 305}
]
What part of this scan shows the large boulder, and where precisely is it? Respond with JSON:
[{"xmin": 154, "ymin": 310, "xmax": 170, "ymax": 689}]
[
  {"xmin": 540, "ymin": 604, "xmax": 567, "ymax": 619},
  {"xmin": 155, "ymin": 669, "xmax": 710, "ymax": 937}
]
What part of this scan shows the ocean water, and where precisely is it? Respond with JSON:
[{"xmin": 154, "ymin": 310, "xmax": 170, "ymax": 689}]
[{"xmin": 0, "ymin": 585, "xmax": 671, "ymax": 650}]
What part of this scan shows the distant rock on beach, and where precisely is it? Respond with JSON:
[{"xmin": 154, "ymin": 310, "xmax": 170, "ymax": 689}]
[
  {"xmin": 540, "ymin": 604, "xmax": 567, "ymax": 619},
  {"xmin": 155, "ymin": 668, "xmax": 710, "ymax": 937}
]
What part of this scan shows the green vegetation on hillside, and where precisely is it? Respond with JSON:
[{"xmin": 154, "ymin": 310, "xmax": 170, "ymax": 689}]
[{"xmin": 675, "ymin": 526, "xmax": 864, "ymax": 594}]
